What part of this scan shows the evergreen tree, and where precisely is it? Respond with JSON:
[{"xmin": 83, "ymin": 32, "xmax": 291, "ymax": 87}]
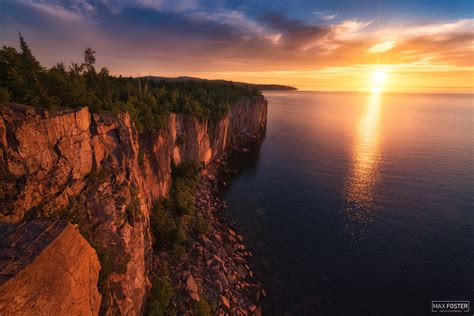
[
  {"xmin": 0, "ymin": 36, "xmax": 261, "ymax": 132},
  {"xmin": 83, "ymin": 48, "xmax": 96, "ymax": 73}
]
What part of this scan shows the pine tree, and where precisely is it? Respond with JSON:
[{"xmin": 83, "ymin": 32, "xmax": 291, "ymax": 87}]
[
  {"xmin": 18, "ymin": 33, "xmax": 46, "ymax": 106},
  {"xmin": 83, "ymin": 48, "xmax": 96, "ymax": 73}
]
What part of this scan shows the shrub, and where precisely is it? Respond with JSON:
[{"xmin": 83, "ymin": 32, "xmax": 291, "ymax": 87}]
[
  {"xmin": 146, "ymin": 277, "xmax": 176, "ymax": 316},
  {"xmin": 151, "ymin": 161, "xmax": 201, "ymax": 250},
  {"xmin": 170, "ymin": 244, "xmax": 187, "ymax": 261},
  {"xmin": 194, "ymin": 299, "xmax": 211, "ymax": 316},
  {"xmin": 0, "ymin": 87, "xmax": 10, "ymax": 102},
  {"xmin": 194, "ymin": 216, "xmax": 210, "ymax": 235},
  {"xmin": 173, "ymin": 178, "xmax": 196, "ymax": 216},
  {"xmin": 125, "ymin": 187, "xmax": 141, "ymax": 224},
  {"xmin": 87, "ymin": 239, "xmax": 113, "ymax": 295},
  {"xmin": 151, "ymin": 203, "xmax": 179, "ymax": 250},
  {"xmin": 171, "ymin": 161, "xmax": 200, "ymax": 216}
]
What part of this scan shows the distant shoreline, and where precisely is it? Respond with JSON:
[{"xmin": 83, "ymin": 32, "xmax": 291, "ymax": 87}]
[
  {"xmin": 143, "ymin": 76, "xmax": 298, "ymax": 91},
  {"xmin": 264, "ymin": 89, "xmax": 473, "ymax": 96}
]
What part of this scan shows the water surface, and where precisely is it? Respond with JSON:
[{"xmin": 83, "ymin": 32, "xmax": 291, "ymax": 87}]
[{"xmin": 224, "ymin": 91, "xmax": 474, "ymax": 315}]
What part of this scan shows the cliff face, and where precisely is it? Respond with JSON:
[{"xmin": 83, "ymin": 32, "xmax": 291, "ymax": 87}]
[
  {"xmin": 0, "ymin": 96, "xmax": 267, "ymax": 314},
  {"xmin": 0, "ymin": 220, "xmax": 101, "ymax": 315}
]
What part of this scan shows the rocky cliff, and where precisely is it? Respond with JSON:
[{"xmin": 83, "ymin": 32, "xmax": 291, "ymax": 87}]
[
  {"xmin": 0, "ymin": 96, "xmax": 267, "ymax": 314},
  {"xmin": 0, "ymin": 220, "xmax": 101, "ymax": 315}
]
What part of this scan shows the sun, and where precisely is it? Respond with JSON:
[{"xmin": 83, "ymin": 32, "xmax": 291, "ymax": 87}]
[{"xmin": 370, "ymin": 68, "xmax": 389, "ymax": 93}]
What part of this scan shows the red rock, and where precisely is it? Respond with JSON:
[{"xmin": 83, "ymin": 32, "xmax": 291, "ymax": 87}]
[
  {"xmin": 186, "ymin": 274, "xmax": 199, "ymax": 295},
  {"xmin": 235, "ymin": 256, "xmax": 245, "ymax": 264},
  {"xmin": 0, "ymin": 96, "xmax": 269, "ymax": 314},
  {"xmin": 213, "ymin": 232, "xmax": 222, "ymax": 242},
  {"xmin": 228, "ymin": 273, "xmax": 237, "ymax": 285},
  {"xmin": 214, "ymin": 280, "xmax": 223, "ymax": 294},
  {"xmin": 217, "ymin": 271, "xmax": 229, "ymax": 289},
  {"xmin": 237, "ymin": 264, "xmax": 248, "ymax": 278},
  {"xmin": 200, "ymin": 235, "xmax": 212, "ymax": 247},
  {"xmin": 189, "ymin": 292, "xmax": 200, "ymax": 302},
  {"xmin": 221, "ymin": 295, "xmax": 230, "ymax": 311},
  {"xmin": 0, "ymin": 221, "xmax": 101, "ymax": 315}
]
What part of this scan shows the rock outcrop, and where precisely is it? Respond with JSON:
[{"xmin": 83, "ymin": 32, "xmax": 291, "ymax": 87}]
[
  {"xmin": 0, "ymin": 220, "xmax": 101, "ymax": 315},
  {"xmin": 0, "ymin": 96, "xmax": 267, "ymax": 314}
]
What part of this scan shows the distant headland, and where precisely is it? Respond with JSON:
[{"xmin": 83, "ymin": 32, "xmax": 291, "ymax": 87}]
[{"xmin": 144, "ymin": 76, "xmax": 298, "ymax": 91}]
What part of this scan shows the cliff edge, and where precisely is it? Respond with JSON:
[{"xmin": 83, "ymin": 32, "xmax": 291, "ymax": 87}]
[
  {"xmin": 0, "ymin": 96, "xmax": 267, "ymax": 314},
  {"xmin": 0, "ymin": 220, "xmax": 101, "ymax": 315}
]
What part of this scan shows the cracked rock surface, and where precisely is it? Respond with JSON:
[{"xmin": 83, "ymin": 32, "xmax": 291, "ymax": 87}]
[{"xmin": 0, "ymin": 220, "xmax": 101, "ymax": 315}]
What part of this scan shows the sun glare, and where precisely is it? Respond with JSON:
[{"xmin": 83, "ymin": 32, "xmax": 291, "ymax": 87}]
[{"xmin": 370, "ymin": 68, "xmax": 389, "ymax": 93}]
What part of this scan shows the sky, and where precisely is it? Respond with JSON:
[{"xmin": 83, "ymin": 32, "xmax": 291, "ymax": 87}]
[{"xmin": 1, "ymin": 0, "xmax": 473, "ymax": 92}]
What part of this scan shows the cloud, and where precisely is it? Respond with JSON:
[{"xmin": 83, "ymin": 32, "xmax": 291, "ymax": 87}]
[
  {"xmin": 314, "ymin": 11, "xmax": 337, "ymax": 21},
  {"xmin": 134, "ymin": 0, "xmax": 198, "ymax": 12},
  {"xmin": 2, "ymin": 1, "xmax": 472, "ymax": 92},
  {"xmin": 367, "ymin": 41, "xmax": 395, "ymax": 53},
  {"xmin": 190, "ymin": 10, "xmax": 281, "ymax": 43},
  {"xmin": 399, "ymin": 19, "xmax": 473, "ymax": 40},
  {"xmin": 15, "ymin": 0, "xmax": 201, "ymax": 20},
  {"xmin": 331, "ymin": 19, "xmax": 373, "ymax": 41},
  {"xmin": 260, "ymin": 12, "xmax": 330, "ymax": 50},
  {"xmin": 17, "ymin": 0, "xmax": 86, "ymax": 20}
]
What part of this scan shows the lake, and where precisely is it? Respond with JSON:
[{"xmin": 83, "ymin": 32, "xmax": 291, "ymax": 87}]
[{"xmin": 223, "ymin": 91, "xmax": 474, "ymax": 315}]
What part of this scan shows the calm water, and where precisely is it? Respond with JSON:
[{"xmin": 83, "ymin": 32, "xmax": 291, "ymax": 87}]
[{"xmin": 223, "ymin": 91, "xmax": 474, "ymax": 315}]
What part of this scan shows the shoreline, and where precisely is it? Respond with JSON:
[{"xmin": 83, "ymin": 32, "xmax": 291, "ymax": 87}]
[{"xmin": 152, "ymin": 140, "xmax": 265, "ymax": 315}]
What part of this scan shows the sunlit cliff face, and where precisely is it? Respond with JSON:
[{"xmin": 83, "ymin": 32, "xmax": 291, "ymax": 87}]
[{"xmin": 1, "ymin": 1, "xmax": 472, "ymax": 92}]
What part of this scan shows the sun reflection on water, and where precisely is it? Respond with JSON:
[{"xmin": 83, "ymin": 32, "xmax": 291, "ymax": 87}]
[{"xmin": 344, "ymin": 92, "xmax": 383, "ymax": 241}]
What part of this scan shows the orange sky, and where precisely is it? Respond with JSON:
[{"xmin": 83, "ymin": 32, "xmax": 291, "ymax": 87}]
[
  {"xmin": 2, "ymin": 1, "xmax": 473, "ymax": 93},
  {"xmin": 185, "ymin": 19, "xmax": 474, "ymax": 93}
]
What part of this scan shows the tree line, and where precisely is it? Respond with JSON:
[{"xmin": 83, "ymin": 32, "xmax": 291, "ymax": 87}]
[{"xmin": 0, "ymin": 34, "xmax": 261, "ymax": 133}]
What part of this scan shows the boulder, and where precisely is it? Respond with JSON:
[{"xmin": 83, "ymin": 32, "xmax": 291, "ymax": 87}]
[
  {"xmin": 221, "ymin": 295, "xmax": 230, "ymax": 312},
  {"xmin": 0, "ymin": 220, "xmax": 101, "ymax": 315},
  {"xmin": 214, "ymin": 280, "xmax": 223, "ymax": 294},
  {"xmin": 186, "ymin": 274, "xmax": 199, "ymax": 294},
  {"xmin": 217, "ymin": 271, "xmax": 229, "ymax": 289},
  {"xmin": 186, "ymin": 274, "xmax": 200, "ymax": 301}
]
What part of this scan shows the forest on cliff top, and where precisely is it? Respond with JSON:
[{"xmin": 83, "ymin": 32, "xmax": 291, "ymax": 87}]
[{"xmin": 0, "ymin": 35, "xmax": 261, "ymax": 133}]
